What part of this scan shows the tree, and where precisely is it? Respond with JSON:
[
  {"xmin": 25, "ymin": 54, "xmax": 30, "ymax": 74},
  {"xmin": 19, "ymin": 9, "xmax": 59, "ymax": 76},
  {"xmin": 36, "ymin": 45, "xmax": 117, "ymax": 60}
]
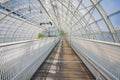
[
  {"xmin": 60, "ymin": 30, "xmax": 67, "ymax": 37},
  {"xmin": 37, "ymin": 33, "xmax": 45, "ymax": 38}
]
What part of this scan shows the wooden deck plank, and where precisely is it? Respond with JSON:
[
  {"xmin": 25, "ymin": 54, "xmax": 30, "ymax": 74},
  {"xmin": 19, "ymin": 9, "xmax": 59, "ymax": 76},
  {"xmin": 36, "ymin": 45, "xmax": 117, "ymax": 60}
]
[{"xmin": 31, "ymin": 39, "xmax": 95, "ymax": 80}]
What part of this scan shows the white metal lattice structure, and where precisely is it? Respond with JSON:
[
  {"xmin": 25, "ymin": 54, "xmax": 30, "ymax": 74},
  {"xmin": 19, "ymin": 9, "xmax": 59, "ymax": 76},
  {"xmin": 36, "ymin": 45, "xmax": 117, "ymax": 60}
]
[
  {"xmin": 0, "ymin": 38, "xmax": 59, "ymax": 80},
  {"xmin": 68, "ymin": 37, "xmax": 120, "ymax": 80},
  {"xmin": 0, "ymin": 0, "xmax": 120, "ymax": 43},
  {"xmin": 0, "ymin": 0, "xmax": 120, "ymax": 80}
]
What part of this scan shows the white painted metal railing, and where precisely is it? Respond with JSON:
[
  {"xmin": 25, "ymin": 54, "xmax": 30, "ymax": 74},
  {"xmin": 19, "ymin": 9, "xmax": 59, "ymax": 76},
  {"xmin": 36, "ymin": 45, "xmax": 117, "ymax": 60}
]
[
  {"xmin": 68, "ymin": 37, "xmax": 120, "ymax": 80},
  {"xmin": 0, "ymin": 37, "xmax": 60, "ymax": 80}
]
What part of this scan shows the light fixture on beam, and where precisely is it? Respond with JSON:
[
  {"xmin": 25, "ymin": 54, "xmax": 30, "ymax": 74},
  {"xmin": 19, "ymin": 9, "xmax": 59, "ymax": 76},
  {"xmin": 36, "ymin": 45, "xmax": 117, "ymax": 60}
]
[{"xmin": 40, "ymin": 21, "xmax": 52, "ymax": 25}]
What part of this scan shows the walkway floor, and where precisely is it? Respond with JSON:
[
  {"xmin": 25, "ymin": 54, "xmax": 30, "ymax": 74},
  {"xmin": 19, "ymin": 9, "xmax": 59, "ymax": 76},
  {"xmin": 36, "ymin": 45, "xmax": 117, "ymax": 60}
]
[{"xmin": 31, "ymin": 39, "xmax": 95, "ymax": 80}]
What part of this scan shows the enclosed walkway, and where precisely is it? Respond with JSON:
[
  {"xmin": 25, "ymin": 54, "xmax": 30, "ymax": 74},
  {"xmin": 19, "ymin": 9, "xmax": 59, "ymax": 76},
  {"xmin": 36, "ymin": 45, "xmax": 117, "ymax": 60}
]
[
  {"xmin": 0, "ymin": 0, "xmax": 120, "ymax": 80},
  {"xmin": 31, "ymin": 39, "xmax": 95, "ymax": 80}
]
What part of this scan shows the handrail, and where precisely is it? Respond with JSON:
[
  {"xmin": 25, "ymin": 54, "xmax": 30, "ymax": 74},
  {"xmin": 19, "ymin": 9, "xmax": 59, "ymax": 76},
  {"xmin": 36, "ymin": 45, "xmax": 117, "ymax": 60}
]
[
  {"xmin": 72, "ymin": 46, "xmax": 118, "ymax": 80},
  {"xmin": 0, "ymin": 39, "xmax": 38, "ymax": 47},
  {"xmin": 73, "ymin": 37, "xmax": 120, "ymax": 47},
  {"xmin": 11, "ymin": 41, "xmax": 57, "ymax": 80},
  {"xmin": 69, "ymin": 37, "xmax": 120, "ymax": 80},
  {"xmin": 0, "ymin": 37, "xmax": 60, "ymax": 80},
  {"xmin": 0, "ymin": 37, "xmax": 55, "ymax": 47}
]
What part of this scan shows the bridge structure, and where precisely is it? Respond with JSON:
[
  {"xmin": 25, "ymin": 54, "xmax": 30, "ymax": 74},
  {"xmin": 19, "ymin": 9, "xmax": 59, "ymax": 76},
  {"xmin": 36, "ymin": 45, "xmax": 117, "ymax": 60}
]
[{"xmin": 0, "ymin": 0, "xmax": 120, "ymax": 80}]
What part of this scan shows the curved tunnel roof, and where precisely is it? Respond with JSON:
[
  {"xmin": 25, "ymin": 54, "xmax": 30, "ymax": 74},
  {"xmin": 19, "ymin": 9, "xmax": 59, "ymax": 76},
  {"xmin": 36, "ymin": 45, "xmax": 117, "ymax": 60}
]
[{"xmin": 0, "ymin": 0, "xmax": 120, "ymax": 43}]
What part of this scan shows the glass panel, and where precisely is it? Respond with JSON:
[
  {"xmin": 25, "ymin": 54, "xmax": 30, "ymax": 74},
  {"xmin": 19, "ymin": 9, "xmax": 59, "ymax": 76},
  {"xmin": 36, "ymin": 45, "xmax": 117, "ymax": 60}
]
[
  {"xmin": 117, "ymin": 32, "xmax": 120, "ymax": 41},
  {"xmin": 71, "ymin": 0, "xmax": 80, "ymax": 7},
  {"xmin": 97, "ymin": 20, "xmax": 109, "ymax": 31},
  {"xmin": 95, "ymin": 33, "xmax": 104, "ymax": 41},
  {"xmin": 90, "ymin": 23, "xmax": 99, "ymax": 32},
  {"xmin": 0, "ymin": 13, "xmax": 5, "ymax": 19},
  {"xmin": 79, "ymin": 8, "xmax": 87, "ymax": 15},
  {"xmin": 103, "ymin": 33, "xmax": 114, "ymax": 42},
  {"xmin": 82, "ymin": 0, "xmax": 92, "ymax": 7},
  {"xmin": 109, "ymin": 13, "xmax": 120, "ymax": 30},
  {"xmin": 91, "ymin": 8, "xmax": 102, "ymax": 20},
  {"xmin": 85, "ymin": 14, "xmax": 90, "ymax": 21},
  {"xmin": 100, "ymin": 0, "xmax": 120, "ymax": 15}
]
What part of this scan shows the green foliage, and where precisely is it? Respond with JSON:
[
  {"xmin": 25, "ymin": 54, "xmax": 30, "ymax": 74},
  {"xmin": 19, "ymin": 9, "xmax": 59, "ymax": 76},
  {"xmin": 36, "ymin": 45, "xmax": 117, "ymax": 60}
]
[
  {"xmin": 60, "ymin": 30, "xmax": 67, "ymax": 37},
  {"xmin": 37, "ymin": 33, "xmax": 45, "ymax": 38}
]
